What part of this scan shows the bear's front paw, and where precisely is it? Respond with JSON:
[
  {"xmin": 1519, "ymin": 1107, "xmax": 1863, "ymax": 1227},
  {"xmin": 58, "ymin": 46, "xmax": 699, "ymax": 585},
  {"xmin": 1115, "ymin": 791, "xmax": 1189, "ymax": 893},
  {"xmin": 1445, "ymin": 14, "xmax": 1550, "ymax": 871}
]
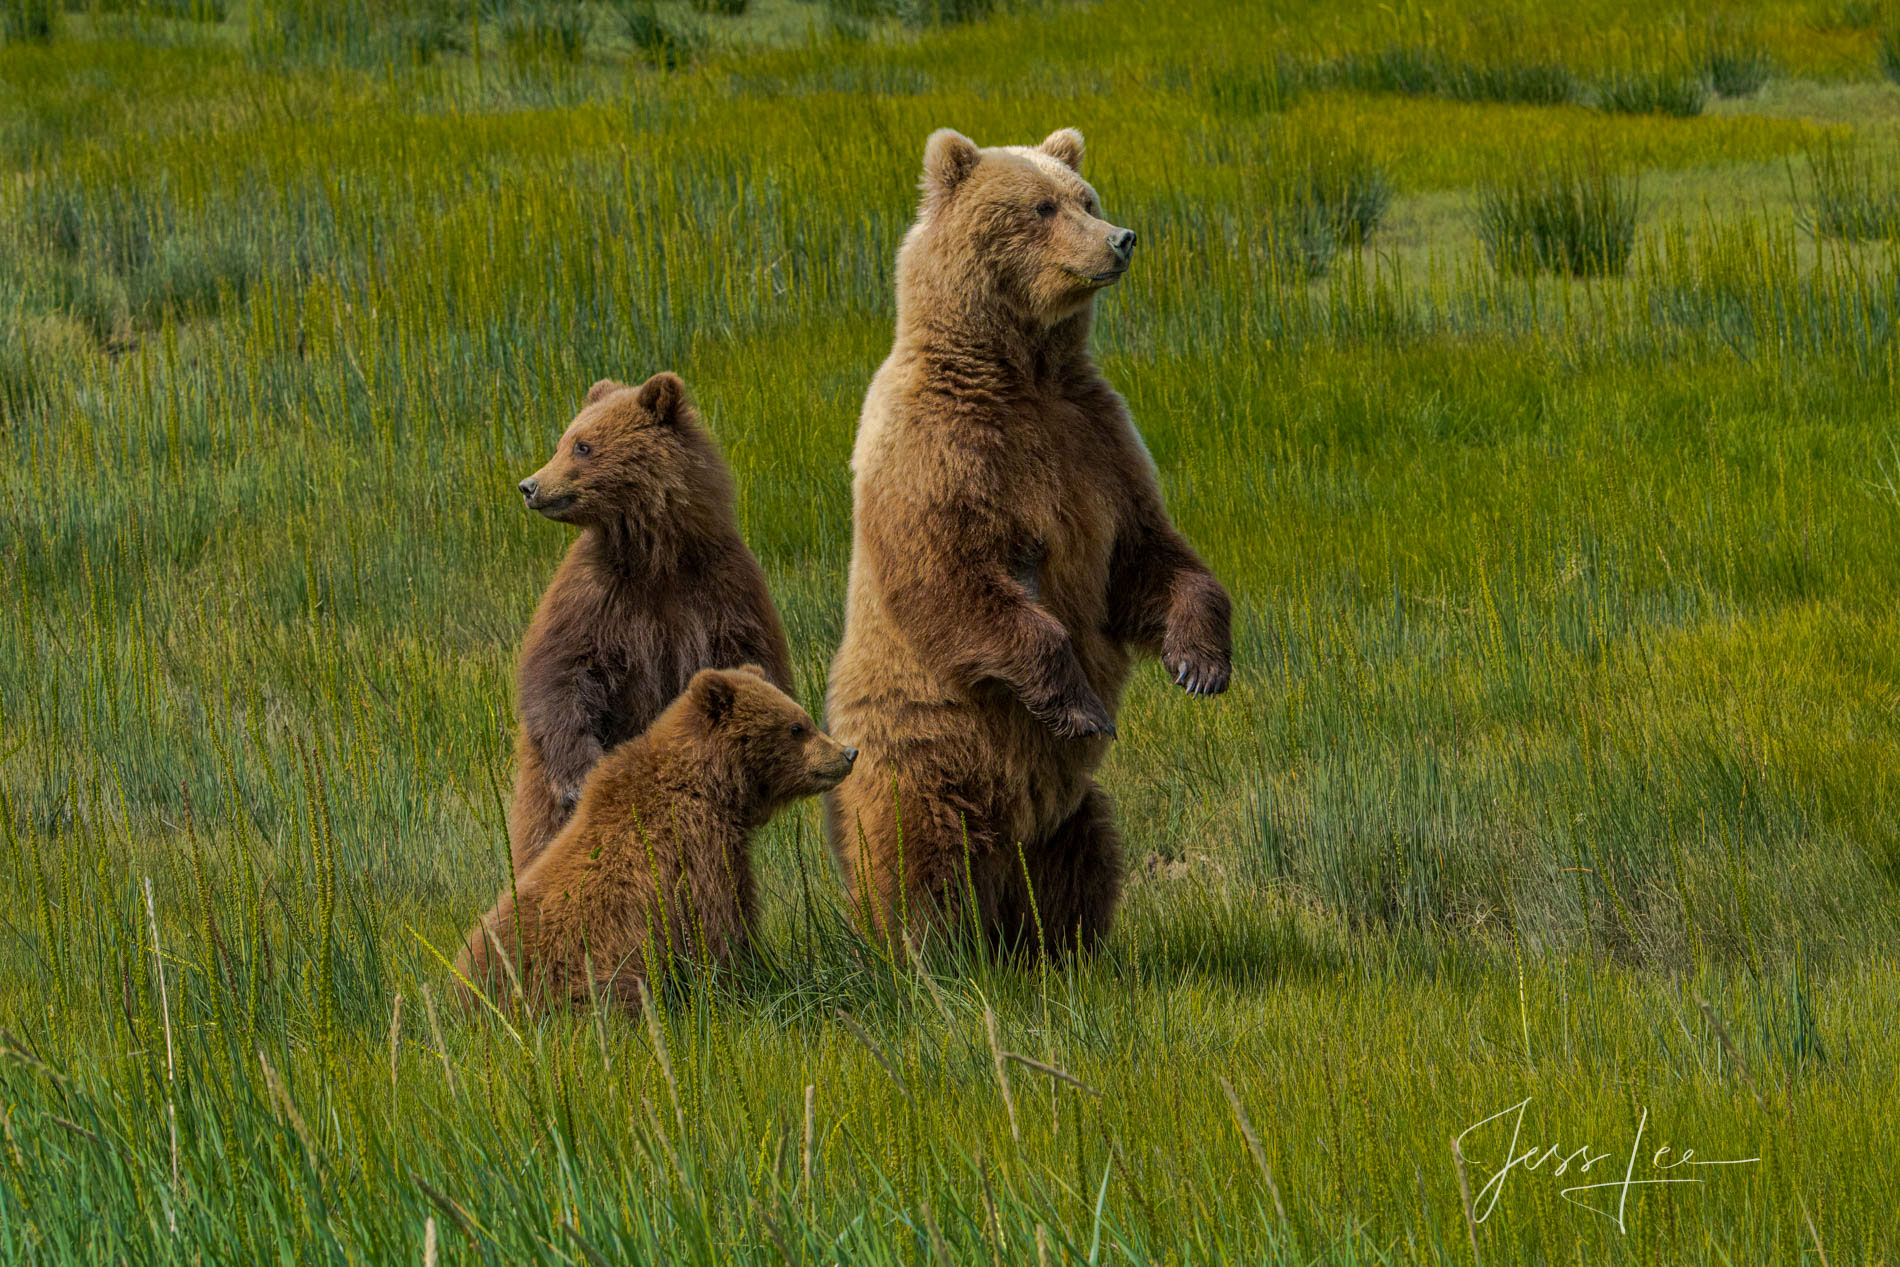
[
  {"xmin": 1037, "ymin": 693, "xmax": 1118, "ymax": 741},
  {"xmin": 1163, "ymin": 646, "xmax": 1230, "ymax": 698}
]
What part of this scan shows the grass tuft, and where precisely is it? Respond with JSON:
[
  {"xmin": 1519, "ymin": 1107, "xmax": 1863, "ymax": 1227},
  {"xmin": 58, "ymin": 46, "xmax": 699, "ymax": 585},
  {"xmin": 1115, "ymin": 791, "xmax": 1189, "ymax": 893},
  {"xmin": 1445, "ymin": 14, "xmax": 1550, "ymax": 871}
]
[
  {"xmin": 1594, "ymin": 65, "xmax": 1710, "ymax": 117},
  {"xmin": 1879, "ymin": 22, "xmax": 1900, "ymax": 82},
  {"xmin": 1266, "ymin": 137, "xmax": 1395, "ymax": 276},
  {"xmin": 1324, "ymin": 43, "xmax": 1581, "ymax": 106},
  {"xmin": 1477, "ymin": 158, "xmax": 1640, "ymax": 275},
  {"xmin": 616, "ymin": 0, "xmax": 700, "ymax": 67},
  {"xmin": 1800, "ymin": 140, "xmax": 1900, "ymax": 239},
  {"xmin": 500, "ymin": 0, "xmax": 592, "ymax": 61},
  {"xmin": 2, "ymin": 0, "xmax": 57, "ymax": 41},
  {"xmin": 1700, "ymin": 23, "xmax": 1775, "ymax": 97}
]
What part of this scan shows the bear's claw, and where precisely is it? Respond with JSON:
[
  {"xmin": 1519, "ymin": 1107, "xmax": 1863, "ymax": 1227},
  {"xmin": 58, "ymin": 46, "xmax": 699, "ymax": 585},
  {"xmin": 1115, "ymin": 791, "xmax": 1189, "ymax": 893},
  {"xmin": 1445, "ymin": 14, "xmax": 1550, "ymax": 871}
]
[{"xmin": 1167, "ymin": 655, "xmax": 1230, "ymax": 698}]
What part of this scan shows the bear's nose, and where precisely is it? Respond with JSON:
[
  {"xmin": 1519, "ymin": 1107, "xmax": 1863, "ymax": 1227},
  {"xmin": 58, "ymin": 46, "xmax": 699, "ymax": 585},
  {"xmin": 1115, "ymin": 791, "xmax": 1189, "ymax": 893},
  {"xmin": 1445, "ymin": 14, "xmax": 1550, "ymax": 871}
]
[
  {"xmin": 843, "ymin": 747, "xmax": 859, "ymax": 765},
  {"xmin": 517, "ymin": 477, "xmax": 538, "ymax": 502},
  {"xmin": 1109, "ymin": 228, "xmax": 1137, "ymax": 260}
]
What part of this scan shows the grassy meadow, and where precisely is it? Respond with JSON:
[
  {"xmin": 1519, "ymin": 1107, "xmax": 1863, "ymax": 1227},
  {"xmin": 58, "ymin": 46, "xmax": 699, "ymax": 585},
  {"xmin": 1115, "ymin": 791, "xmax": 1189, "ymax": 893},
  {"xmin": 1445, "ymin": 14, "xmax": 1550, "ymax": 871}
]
[{"xmin": 5, "ymin": 0, "xmax": 1900, "ymax": 1261}]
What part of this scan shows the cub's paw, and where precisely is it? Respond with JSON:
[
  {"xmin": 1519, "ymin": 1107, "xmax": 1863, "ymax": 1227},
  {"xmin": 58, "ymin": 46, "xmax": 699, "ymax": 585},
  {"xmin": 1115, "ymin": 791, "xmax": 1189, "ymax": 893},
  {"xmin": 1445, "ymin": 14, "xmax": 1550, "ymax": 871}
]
[
  {"xmin": 1035, "ymin": 693, "xmax": 1118, "ymax": 742},
  {"xmin": 1163, "ymin": 647, "xmax": 1230, "ymax": 698}
]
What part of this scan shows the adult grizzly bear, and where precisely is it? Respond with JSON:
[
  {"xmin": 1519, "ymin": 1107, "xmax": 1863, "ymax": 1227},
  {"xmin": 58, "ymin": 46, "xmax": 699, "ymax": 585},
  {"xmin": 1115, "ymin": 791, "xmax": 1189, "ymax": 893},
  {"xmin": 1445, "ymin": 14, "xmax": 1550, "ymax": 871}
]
[
  {"xmin": 823, "ymin": 128, "xmax": 1232, "ymax": 955},
  {"xmin": 458, "ymin": 666, "xmax": 856, "ymax": 1012},
  {"xmin": 509, "ymin": 372, "xmax": 794, "ymax": 874}
]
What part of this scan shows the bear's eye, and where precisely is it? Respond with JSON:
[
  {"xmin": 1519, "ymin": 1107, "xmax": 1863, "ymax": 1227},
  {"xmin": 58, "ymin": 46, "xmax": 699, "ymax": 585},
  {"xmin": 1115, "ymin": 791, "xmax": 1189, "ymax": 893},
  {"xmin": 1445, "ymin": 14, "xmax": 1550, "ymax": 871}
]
[
  {"xmin": 790, "ymin": 722, "xmax": 806, "ymax": 738},
  {"xmin": 1035, "ymin": 199, "xmax": 1057, "ymax": 219},
  {"xmin": 573, "ymin": 440, "xmax": 591, "ymax": 456}
]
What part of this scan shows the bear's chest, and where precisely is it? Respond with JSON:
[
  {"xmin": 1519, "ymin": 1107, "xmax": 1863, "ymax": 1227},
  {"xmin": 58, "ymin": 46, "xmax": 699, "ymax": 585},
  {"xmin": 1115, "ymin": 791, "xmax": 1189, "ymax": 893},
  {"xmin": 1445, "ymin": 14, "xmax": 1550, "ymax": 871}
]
[{"xmin": 1010, "ymin": 405, "xmax": 1124, "ymax": 617}]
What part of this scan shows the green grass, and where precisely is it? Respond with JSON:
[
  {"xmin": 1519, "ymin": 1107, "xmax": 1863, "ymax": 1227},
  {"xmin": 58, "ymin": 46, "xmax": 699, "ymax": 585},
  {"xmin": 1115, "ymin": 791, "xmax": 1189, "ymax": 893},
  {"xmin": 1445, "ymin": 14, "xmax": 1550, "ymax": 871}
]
[{"xmin": 4, "ymin": 0, "xmax": 1900, "ymax": 1262}]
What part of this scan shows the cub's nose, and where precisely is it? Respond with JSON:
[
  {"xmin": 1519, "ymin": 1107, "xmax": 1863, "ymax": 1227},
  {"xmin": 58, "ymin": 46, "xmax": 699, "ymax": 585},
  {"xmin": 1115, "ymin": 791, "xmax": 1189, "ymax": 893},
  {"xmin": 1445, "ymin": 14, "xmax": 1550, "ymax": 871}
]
[
  {"xmin": 517, "ymin": 477, "xmax": 538, "ymax": 502},
  {"xmin": 842, "ymin": 747, "xmax": 859, "ymax": 765},
  {"xmin": 1109, "ymin": 228, "xmax": 1137, "ymax": 261}
]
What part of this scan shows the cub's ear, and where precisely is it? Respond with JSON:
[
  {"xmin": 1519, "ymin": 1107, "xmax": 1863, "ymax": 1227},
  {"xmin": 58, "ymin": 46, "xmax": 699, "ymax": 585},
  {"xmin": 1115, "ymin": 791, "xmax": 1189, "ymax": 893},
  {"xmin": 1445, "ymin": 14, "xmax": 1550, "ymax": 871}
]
[
  {"xmin": 922, "ymin": 129, "xmax": 980, "ymax": 200},
  {"xmin": 733, "ymin": 663, "xmax": 768, "ymax": 680},
  {"xmin": 634, "ymin": 371, "xmax": 687, "ymax": 425},
  {"xmin": 1038, "ymin": 128, "xmax": 1084, "ymax": 173},
  {"xmin": 688, "ymin": 669, "xmax": 736, "ymax": 727},
  {"xmin": 584, "ymin": 378, "xmax": 625, "ymax": 406}
]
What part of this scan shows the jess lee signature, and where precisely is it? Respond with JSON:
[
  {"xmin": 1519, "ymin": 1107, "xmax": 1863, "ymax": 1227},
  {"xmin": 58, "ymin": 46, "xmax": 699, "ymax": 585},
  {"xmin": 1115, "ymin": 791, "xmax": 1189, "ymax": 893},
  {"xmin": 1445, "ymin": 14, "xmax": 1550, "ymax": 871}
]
[{"xmin": 1453, "ymin": 1098, "xmax": 1759, "ymax": 1233}]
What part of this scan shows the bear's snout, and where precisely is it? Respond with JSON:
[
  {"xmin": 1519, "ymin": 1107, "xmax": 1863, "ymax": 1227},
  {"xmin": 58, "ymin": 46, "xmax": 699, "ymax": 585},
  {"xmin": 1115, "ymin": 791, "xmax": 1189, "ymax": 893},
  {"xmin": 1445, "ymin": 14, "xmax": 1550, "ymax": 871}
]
[
  {"xmin": 843, "ymin": 747, "xmax": 859, "ymax": 765},
  {"xmin": 1109, "ymin": 228, "xmax": 1136, "ymax": 262},
  {"xmin": 518, "ymin": 476, "xmax": 539, "ymax": 502}
]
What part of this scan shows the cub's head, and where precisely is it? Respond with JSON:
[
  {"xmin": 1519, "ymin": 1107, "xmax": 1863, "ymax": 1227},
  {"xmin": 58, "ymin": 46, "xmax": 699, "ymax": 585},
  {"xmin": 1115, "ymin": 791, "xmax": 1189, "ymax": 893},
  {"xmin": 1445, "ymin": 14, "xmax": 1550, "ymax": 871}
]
[
  {"xmin": 904, "ymin": 126, "xmax": 1135, "ymax": 327},
  {"xmin": 680, "ymin": 666, "xmax": 858, "ymax": 820},
  {"xmin": 517, "ymin": 372, "xmax": 717, "ymax": 527}
]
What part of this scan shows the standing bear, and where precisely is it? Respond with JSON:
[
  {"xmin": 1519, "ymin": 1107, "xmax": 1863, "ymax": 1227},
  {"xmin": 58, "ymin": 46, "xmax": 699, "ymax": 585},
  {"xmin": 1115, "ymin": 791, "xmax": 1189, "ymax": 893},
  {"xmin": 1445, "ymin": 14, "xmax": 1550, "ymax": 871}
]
[
  {"xmin": 824, "ymin": 128, "xmax": 1232, "ymax": 955},
  {"xmin": 510, "ymin": 372, "xmax": 794, "ymax": 873},
  {"xmin": 458, "ymin": 665, "xmax": 857, "ymax": 1012}
]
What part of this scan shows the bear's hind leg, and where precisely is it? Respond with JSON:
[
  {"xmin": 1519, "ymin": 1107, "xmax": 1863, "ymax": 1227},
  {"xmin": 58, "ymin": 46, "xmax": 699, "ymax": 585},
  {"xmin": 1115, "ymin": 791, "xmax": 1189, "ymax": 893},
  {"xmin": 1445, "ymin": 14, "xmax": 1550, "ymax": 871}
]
[
  {"xmin": 990, "ymin": 785, "xmax": 1125, "ymax": 959},
  {"xmin": 827, "ymin": 768, "xmax": 997, "ymax": 955}
]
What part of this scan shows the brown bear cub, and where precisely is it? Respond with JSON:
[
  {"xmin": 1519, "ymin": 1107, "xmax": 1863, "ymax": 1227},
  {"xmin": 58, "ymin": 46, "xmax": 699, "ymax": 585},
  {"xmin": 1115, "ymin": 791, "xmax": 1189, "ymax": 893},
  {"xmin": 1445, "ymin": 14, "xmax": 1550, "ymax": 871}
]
[
  {"xmin": 824, "ymin": 128, "xmax": 1232, "ymax": 956},
  {"xmin": 457, "ymin": 666, "xmax": 856, "ymax": 1012},
  {"xmin": 509, "ymin": 372, "xmax": 794, "ymax": 874}
]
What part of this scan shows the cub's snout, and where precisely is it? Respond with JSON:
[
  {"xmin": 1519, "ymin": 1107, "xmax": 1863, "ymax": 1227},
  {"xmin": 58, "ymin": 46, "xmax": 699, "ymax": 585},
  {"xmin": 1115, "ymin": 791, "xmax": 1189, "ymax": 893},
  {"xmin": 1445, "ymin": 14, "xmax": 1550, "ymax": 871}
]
[{"xmin": 812, "ymin": 740, "xmax": 858, "ymax": 788}]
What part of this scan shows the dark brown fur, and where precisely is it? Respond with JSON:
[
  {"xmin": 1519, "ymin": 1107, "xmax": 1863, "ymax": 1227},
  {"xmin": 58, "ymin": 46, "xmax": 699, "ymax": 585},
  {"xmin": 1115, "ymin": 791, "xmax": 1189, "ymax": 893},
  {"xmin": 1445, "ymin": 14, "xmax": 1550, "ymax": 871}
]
[
  {"xmin": 510, "ymin": 372, "xmax": 794, "ymax": 874},
  {"xmin": 823, "ymin": 129, "xmax": 1232, "ymax": 955},
  {"xmin": 458, "ymin": 666, "xmax": 855, "ymax": 1012}
]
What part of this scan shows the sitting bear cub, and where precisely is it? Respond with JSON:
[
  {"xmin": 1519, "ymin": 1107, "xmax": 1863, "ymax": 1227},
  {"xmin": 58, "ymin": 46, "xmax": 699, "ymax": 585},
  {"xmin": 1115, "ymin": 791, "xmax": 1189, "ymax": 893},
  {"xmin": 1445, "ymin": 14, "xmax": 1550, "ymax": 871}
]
[
  {"xmin": 457, "ymin": 666, "xmax": 856, "ymax": 1012},
  {"xmin": 510, "ymin": 372, "xmax": 794, "ymax": 873}
]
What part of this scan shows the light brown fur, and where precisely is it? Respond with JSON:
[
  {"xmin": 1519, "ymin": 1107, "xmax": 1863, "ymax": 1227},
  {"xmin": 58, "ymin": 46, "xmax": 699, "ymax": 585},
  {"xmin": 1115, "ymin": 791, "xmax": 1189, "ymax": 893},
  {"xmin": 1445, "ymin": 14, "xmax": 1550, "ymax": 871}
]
[
  {"xmin": 823, "ymin": 128, "xmax": 1232, "ymax": 956},
  {"xmin": 458, "ymin": 666, "xmax": 855, "ymax": 1012},
  {"xmin": 509, "ymin": 372, "xmax": 793, "ymax": 874}
]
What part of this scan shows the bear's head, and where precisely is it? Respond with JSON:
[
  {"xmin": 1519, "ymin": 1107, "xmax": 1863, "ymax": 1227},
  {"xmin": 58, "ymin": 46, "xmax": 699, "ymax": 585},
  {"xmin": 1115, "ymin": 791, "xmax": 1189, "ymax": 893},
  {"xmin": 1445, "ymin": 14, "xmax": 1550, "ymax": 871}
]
[
  {"xmin": 678, "ymin": 666, "xmax": 858, "ymax": 821},
  {"xmin": 898, "ymin": 127, "xmax": 1136, "ymax": 330},
  {"xmin": 517, "ymin": 371, "xmax": 727, "ymax": 536}
]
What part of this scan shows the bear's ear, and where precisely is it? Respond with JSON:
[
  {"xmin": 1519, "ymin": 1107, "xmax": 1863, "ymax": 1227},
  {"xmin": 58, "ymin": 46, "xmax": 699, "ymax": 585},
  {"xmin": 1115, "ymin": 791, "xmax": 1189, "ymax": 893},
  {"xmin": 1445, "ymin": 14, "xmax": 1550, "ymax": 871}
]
[
  {"xmin": 1037, "ymin": 128, "xmax": 1084, "ymax": 173},
  {"xmin": 584, "ymin": 378, "xmax": 625, "ymax": 406},
  {"xmin": 634, "ymin": 371, "xmax": 687, "ymax": 425},
  {"xmin": 733, "ymin": 663, "xmax": 768, "ymax": 680},
  {"xmin": 922, "ymin": 129, "xmax": 980, "ymax": 200},
  {"xmin": 688, "ymin": 669, "xmax": 736, "ymax": 728}
]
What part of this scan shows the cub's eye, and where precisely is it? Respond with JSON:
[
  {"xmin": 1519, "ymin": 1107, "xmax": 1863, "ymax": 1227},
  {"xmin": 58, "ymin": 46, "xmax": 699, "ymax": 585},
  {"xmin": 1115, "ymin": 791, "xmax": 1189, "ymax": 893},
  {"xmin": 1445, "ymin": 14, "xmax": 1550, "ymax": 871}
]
[
  {"xmin": 789, "ymin": 722, "xmax": 807, "ymax": 738},
  {"xmin": 572, "ymin": 440, "xmax": 591, "ymax": 456},
  {"xmin": 1035, "ymin": 200, "xmax": 1057, "ymax": 218}
]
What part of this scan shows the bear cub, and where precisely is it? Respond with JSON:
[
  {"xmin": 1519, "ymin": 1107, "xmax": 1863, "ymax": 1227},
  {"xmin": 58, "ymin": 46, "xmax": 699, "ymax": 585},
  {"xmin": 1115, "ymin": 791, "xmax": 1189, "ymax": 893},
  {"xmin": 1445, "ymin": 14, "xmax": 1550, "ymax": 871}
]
[
  {"xmin": 457, "ymin": 666, "xmax": 855, "ymax": 1012},
  {"xmin": 510, "ymin": 372, "xmax": 794, "ymax": 873}
]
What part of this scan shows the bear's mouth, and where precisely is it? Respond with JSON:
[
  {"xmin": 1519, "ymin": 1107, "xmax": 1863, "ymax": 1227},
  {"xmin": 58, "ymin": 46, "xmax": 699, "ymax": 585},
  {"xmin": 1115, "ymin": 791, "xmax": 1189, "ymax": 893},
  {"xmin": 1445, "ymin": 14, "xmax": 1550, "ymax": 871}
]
[
  {"xmin": 1065, "ymin": 264, "xmax": 1126, "ymax": 287},
  {"xmin": 528, "ymin": 493, "xmax": 577, "ymax": 517},
  {"xmin": 811, "ymin": 759, "xmax": 855, "ymax": 787}
]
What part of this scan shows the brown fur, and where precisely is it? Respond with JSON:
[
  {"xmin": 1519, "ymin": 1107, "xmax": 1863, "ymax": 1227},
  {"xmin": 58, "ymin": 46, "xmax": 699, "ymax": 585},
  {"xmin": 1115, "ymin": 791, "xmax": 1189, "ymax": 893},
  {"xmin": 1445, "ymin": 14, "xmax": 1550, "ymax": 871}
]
[
  {"xmin": 509, "ymin": 372, "xmax": 794, "ymax": 874},
  {"xmin": 458, "ymin": 666, "xmax": 855, "ymax": 1011},
  {"xmin": 823, "ymin": 128, "xmax": 1232, "ymax": 955}
]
